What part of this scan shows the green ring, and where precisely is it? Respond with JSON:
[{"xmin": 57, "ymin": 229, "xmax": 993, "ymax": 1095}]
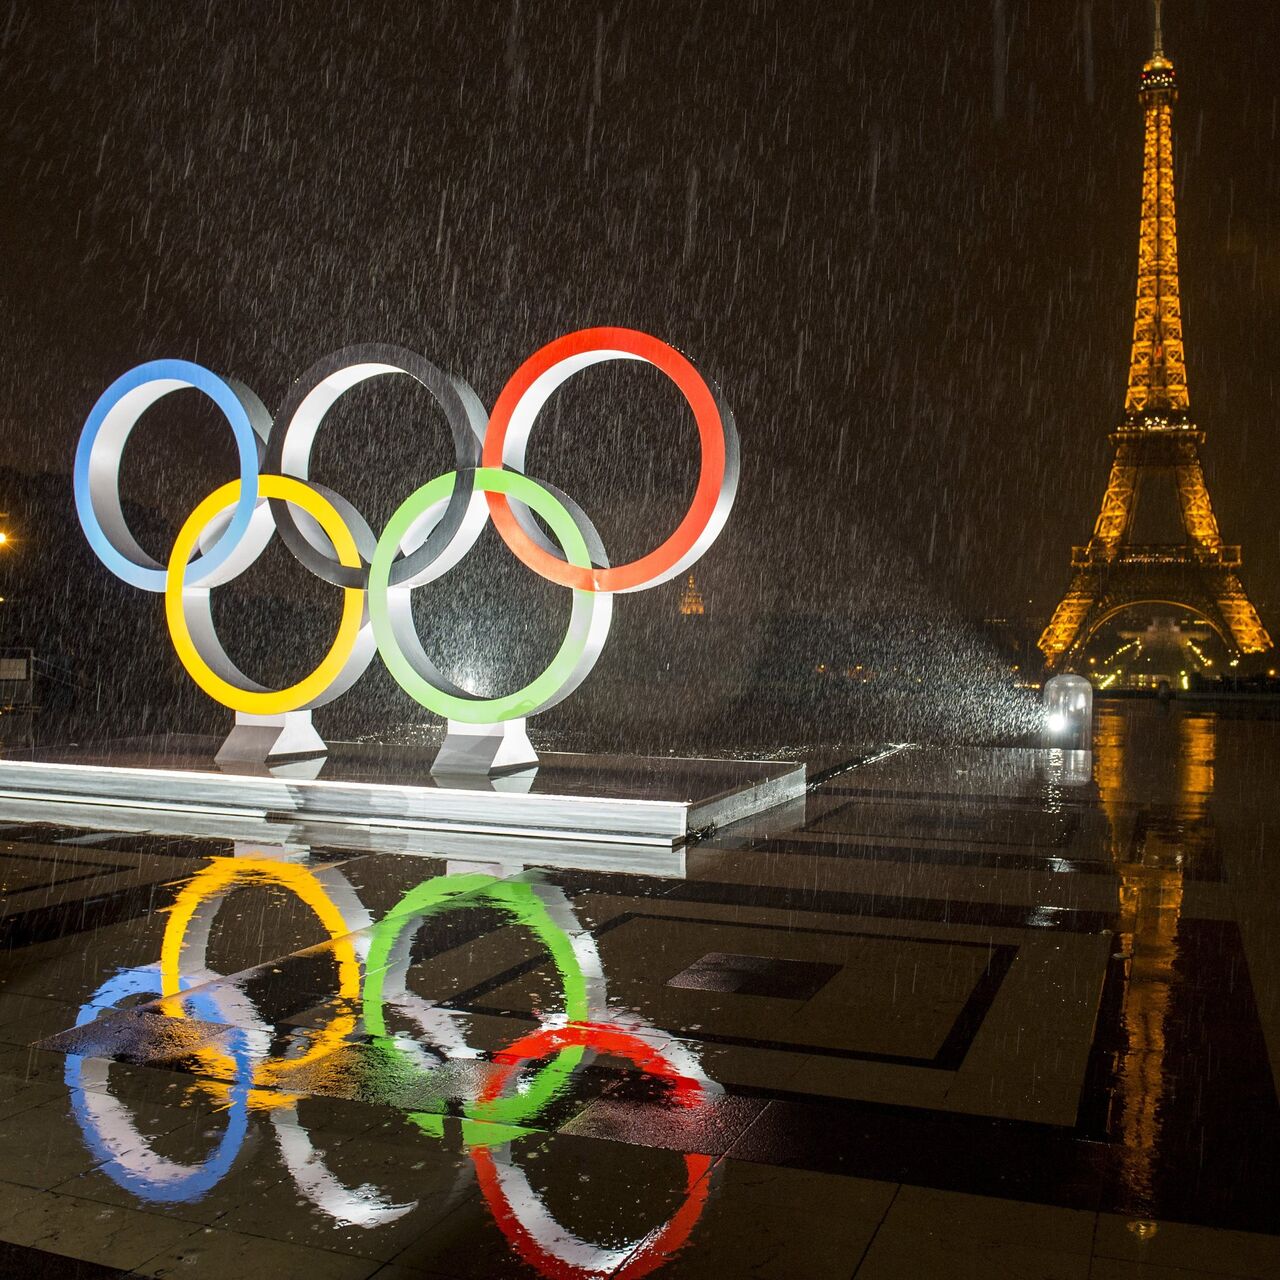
[
  {"xmin": 368, "ymin": 467, "xmax": 596, "ymax": 722},
  {"xmin": 362, "ymin": 874, "xmax": 590, "ymax": 1135}
]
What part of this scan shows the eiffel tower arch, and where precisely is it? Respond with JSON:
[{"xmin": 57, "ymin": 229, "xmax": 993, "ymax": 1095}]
[
  {"xmin": 1046, "ymin": 549, "xmax": 1262, "ymax": 668},
  {"xmin": 1039, "ymin": 1, "xmax": 1271, "ymax": 672}
]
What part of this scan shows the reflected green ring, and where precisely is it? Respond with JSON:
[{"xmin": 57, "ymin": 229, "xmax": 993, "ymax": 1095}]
[
  {"xmin": 367, "ymin": 467, "xmax": 598, "ymax": 722},
  {"xmin": 362, "ymin": 874, "xmax": 589, "ymax": 1134}
]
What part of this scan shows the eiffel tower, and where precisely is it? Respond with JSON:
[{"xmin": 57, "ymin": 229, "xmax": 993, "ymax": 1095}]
[{"xmin": 1039, "ymin": 1, "xmax": 1271, "ymax": 670}]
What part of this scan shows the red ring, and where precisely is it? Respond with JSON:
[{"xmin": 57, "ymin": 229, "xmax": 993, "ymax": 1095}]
[
  {"xmin": 471, "ymin": 1022, "xmax": 715, "ymax": 1280},
  {"xmin": 479, "ymin": 1022, "xmax": 704, "ymax": 1108},
  {"xmin": 483, "ymin": 328, "xmax": 728, "ymax": 593}
]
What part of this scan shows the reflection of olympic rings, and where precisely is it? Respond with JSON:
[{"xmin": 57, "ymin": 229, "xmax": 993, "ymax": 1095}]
[
  {"xmin": 66, "ymin": 965, "xmax": 254, "ymax": 1203},
  {"xmin": 270, "ymin": 1093, "xmax": 417, "ymax": 1228},
  {"xmin": 67, "ymin": 857, "xmax": 719, "ymax": 1277},
  {"xmin": 159, "ymin": 858, "xmax": 367, "ymax": 1106},
  {"xmin": 74, "ymin": 329, "xmax": 737, "ymax": 725},
  {"xmin": 68, "ymin": 966, "xmax": 414, "ymax": 1225},
  {"xmin": 363, "ymin": 872, "xmax": 607, "ymax": 1133},
  {"xmin": 473, "ymin": 1023, "xmax": 717, "ymax": 1280}
]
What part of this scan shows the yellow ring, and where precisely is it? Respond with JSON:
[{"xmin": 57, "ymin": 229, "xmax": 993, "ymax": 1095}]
[
  {"xmin": 164, "ymin": 475, "xmax": 364, "ymax": 715},
  {"xmin": 160, "ymin": 858, "xmax": 362, "ymax": 1109}
]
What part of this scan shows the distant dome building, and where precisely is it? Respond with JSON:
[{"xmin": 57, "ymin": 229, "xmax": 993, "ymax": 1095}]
[{"xmin": 678, "ymin": 573, "xmax": 705, "ymax": 617}]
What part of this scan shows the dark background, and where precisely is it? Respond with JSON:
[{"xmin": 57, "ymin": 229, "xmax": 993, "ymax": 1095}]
[{"xmin": 0, "ymin": 0, "xmax": 1276, "ymax": 747}]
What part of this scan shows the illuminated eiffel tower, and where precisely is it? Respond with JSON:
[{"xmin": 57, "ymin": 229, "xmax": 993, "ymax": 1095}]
[{"xmin": 1039, "ymin": 1, "xmax": 1271, "ymax": 669}]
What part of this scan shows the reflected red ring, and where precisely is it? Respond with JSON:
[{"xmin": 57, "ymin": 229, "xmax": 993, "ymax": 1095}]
[
  {"xmin": 482, "ymin": 327, "xmax": 731, "ymax": 593},
  {"xmin": 471, "ymin": 1023, "xmax": 714, "ymax": 1280}
]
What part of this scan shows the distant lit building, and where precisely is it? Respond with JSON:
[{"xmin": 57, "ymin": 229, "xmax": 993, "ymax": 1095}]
[{"xmin": 678, "ymin": 573, "xmax": 705, "ymax": 617}]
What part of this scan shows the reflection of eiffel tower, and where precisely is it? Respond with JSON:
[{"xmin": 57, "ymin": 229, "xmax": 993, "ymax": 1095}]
[
  {"xmin": 1039, "ymin": 2, "xmax": 1271, "ymax": 669},
  {"xmin": 1093, "ymin": 704, "xmax": 1213, "ymax": 1207}
]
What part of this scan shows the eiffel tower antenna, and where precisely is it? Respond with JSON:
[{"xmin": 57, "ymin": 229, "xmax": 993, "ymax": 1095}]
[{"xmin": 1038, "ymin": 2, "xmax": 1272, "ymax": 670}]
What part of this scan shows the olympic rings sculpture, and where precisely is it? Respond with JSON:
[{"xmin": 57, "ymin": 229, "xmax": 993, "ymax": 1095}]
[
  {"xmin": 66, "ymin": 856, "xmax": 722, "ymax": 1275},
  {"xmin": 73, "ymin": 329, "xmax": 738, "ymax": 750}
]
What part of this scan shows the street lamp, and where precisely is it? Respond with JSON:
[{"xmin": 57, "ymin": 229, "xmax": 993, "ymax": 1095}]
[{"xmin": 1042, "ymin": 673, "xmax": 1093, "ymax": 749}]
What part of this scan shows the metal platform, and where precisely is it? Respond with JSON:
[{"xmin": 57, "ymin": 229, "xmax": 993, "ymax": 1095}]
[{"xmin": 0, "ymin": 736, "xmax": 805, "ymax": 853}]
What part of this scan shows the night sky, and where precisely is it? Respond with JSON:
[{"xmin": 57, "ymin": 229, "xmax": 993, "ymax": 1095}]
[{"xmin": 2, "ymin": 0, "xmax": 1279, "ymax": 636}]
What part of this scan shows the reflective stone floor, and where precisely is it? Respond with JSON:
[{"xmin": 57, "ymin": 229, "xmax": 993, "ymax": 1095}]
[{"xmin": 0, "ymin": 699, "xmax": 1277, "ymax": 1278}]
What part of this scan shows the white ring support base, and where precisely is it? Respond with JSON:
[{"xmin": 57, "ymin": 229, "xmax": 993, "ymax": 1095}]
[
  {"xmin": 431, "ymin": 718, "xmax": 538, "ymax": 778},
  {"xmin": 215, "ymin": 711, "xmax": 328, "ymax": 766}
]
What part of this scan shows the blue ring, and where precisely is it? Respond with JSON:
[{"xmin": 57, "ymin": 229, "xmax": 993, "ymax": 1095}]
[
  {"xmin": 65, "ymin": 965, "xmax": 253, "ymax": 1203},
  {"xmin": 73, "ymin": 360, "xmax": 263, "ymax": 592}
]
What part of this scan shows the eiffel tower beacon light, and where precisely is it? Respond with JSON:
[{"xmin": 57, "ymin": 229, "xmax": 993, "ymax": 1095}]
[{"xmin": 1038, "ymin": 0, "xmax": 1272, "ymax": 670}]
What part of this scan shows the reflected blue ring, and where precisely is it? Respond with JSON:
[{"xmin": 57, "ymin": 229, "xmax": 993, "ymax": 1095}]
[
  {"xmin": 65, "ymin": 965, "xmax": 253, "ymax": 1202},
  {"xmin": 73, "ymin": 360, "xmax": 264, "ymax": 591}
]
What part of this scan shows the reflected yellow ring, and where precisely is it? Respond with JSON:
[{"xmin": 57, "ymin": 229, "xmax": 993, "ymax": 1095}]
[
  {"xmin": 164, "ymin": 475, "xmax": 364, "ymax": 715},
  {"xmin": 160, "ymin": 858, "xmax": 362, "ymax": 1109}
]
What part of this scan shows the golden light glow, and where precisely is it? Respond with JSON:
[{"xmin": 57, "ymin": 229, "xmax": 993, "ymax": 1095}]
[
  {"xmin": 1126, "ymin": 96, "xmax": 1187, "ymax": 415},
  {"xmin": 1090, "ymin": 459, "xmax": 1138, "ymax": 549},
  {"xmin": 1039, "ymin": 589, "xmax": 1093, "ymax": 663},
  {"xmin": 1093, "ymin": 706, "xmax": 1211, "ymax": 1205},
  {"xmin": 1038, "ymin": 37, "xmax": 1272, "ymax": 668},
  {"xmin": 678, "ymin": 572, "xmax": 705, "ymax": 617}
]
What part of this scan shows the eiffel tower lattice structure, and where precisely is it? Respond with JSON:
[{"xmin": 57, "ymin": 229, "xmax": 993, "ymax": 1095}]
[{"xmin": 1038, "ymin": 1, "xmax": 1272, "ymax": 670}]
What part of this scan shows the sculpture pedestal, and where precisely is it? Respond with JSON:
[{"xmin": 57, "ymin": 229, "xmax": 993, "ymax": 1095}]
[
  {"xmin": 0, "ymin": 737, "xmax": 805, "ymax": 855},
  {"xmin": 431, "ymin": 718, "xmax": 538, "ymax": 777},
  {"xmin": 215, "ymin": 711, "xmax": 327, "ymax": 765}
]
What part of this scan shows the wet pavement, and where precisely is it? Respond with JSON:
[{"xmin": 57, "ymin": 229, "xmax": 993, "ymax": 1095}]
[{"xmin": 0, "ymin": 699, "xmax": 1278, "ymax": 1278}]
